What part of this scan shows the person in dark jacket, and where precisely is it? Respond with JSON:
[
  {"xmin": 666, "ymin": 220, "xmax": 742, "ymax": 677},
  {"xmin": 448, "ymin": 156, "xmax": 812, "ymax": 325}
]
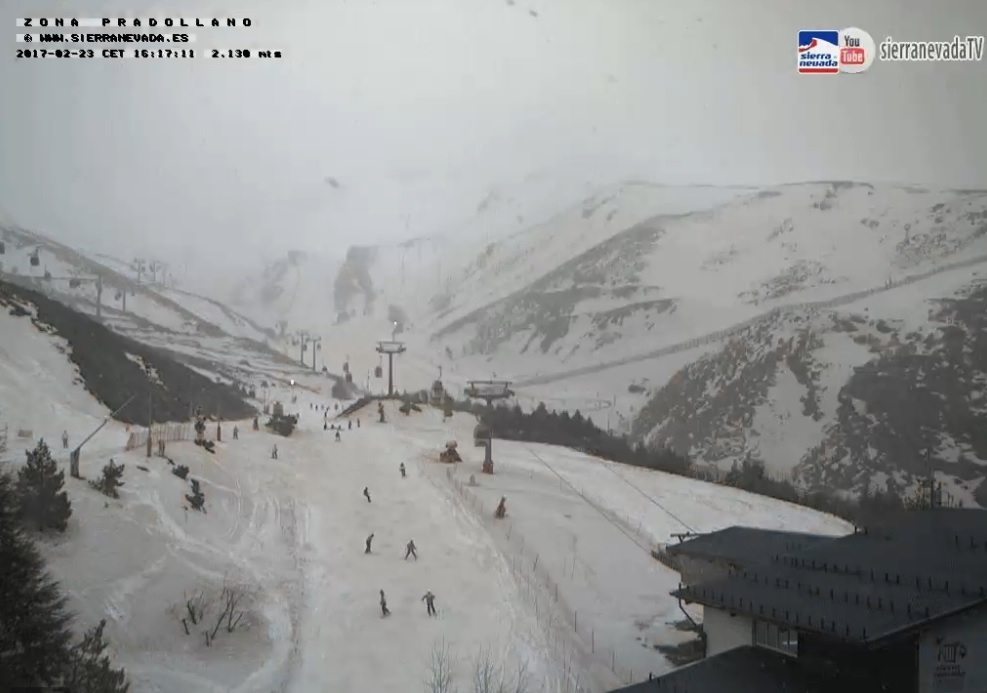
[
  {"xmin": 422, "ymin": 590, "xmax": 437, "ymax": 616},
  {"xmin": 365, "ymin": 533, "xmax": 374, "ymax": 554},
  {"xmin": 404, "ymin": 539, "xmax": 417, "ymax": 560},
  {"xmin": 399, "ymin": 462, "xmax": 406, "ymax": 478},
  {"xmin": 380, "ymin": 589, "xmax": 390, "ymax": 617},
  {"xmin": 363, "ymin": 486, "xmax": 371, "ymax": 503}
]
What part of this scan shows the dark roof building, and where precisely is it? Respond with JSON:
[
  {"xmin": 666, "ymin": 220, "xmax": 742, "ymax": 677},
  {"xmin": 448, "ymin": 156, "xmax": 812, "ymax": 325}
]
[{"xmin": 612, "ymin": 509, "xmax": 987, "ymax": 693}]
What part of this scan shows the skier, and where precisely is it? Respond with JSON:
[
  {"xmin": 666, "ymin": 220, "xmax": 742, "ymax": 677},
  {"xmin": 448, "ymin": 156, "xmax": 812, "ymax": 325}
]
[
  {"xmin": 422, "ymin": 590, "xmax": 437, "ymax": 617},
  {"xmin": 404, "ymin": 539, "xmax": 417, "ymax": 560},
  {"xmin": 399, "ymin": 462, "xmax": 406, "ymax": 478},
  {"xmin": 324, "ymin": 422, "xmax": 328, "ymax": 431},
  {"xmin": 62, "ymin": 430, "xmax": 69, "ymax": 449},
  {"xmin": 335, "ymin": 430, "xmax": 341, "ymax": 442},
  {"xmin": 363, "ymin": 486, "xmax": 371, "ymax": 503},
  {"xmin": 253, "ymin": 415, "xmax": 259, "ymax": 431},
  {"xmin": 380, "ymin": 589, "xmax": 390, "ymax": 617},
  {"xmin": 348, "ymin": 419, "xmax": 352, "ymax": 430},
  {"xmin": 365, "ymin": 533, "xmax": 374, "ymax": 554},
  {"xmin": 357, "ymin": 418, "xmax": 361, "ymax": 428},
  {"xmin": 271, "ymin": 444, "xmax": 279, "ymax": 460},
  {"xmin": 233, "ymin": 425, "xmax": 239, "ymax": 440}
]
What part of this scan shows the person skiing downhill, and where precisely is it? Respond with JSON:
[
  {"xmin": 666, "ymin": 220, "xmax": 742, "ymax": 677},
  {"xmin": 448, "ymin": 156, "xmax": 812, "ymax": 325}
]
[
  {"xmin": 404, "ymin": 539, "xmax": 417, "ymax": 560},
  {"xmin": 399, "ymin": 463, "xmax": 406, "ymax": 478},
  {"xmin": 365, "ymin": 533, "xmax": 374, "ymax": 554},
  {"xmin": 363, "ymin": 487, "xmax": 371, "ymax": 503},
  {"xmin": 422, "ymin": 590, "xmax": 437, "ymax": 616},
  {"xmin": 348, "ymin": 419, "xmax": 353, "ymax": 430},
  {"xmin": 335, "ymin": 430, "xmax": 341, "ymax": 442},
  {"xmin": 62, "ymin": 430, "xmax": 69, "ymax": 449},
  {"xmin": 233, "ymin": 425, "xmax": 239, "ymax": 440},
  {"xmin": 380, "ymin": 589, "xmax": 390, "ymax": 617}
]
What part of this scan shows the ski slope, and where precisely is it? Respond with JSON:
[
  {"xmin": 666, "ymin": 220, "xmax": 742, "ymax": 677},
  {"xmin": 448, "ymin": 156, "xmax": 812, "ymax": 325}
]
[{"xmin": 1, "ymin": 305, "xmax": 853, "ymax": 692}]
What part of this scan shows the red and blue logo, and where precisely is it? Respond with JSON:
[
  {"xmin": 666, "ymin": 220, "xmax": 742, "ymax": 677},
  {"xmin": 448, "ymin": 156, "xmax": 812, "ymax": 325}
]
[{"xmin": 798, "ymin": 30, "xmax": 840, "ymax": 74}]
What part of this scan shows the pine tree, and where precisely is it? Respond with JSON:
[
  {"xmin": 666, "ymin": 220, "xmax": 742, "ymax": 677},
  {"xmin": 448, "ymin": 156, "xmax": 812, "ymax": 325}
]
[
  {"xmin": 62, "ymin": 619, "xmax": 130, "ymax": 693},
  {"xmin": 16, "ymin": 439, "xmax": 72, "ymax": 532},
  {"xmin": 0, "ymin": 470, "xmax": 74, "ymax": 688},
  {"xmin": 90, "ymin": 459, "xmax": 125, "ymax": 499}
]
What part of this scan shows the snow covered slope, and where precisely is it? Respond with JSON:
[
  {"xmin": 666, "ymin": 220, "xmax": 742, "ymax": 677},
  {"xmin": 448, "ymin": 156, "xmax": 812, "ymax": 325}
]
[
  {"xmin": 433, "ymin": 183, "xmax": 987, "ymax": 379},
  {"xmin": 1, "ymin": 295, "xmax": 850, "ymax": 692}
]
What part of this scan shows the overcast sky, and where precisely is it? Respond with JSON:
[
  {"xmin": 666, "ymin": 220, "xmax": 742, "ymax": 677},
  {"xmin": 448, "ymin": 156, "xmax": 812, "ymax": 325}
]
[{"xmin": 1, "ymin": 0, "xmax": 985, "ymax": 268}]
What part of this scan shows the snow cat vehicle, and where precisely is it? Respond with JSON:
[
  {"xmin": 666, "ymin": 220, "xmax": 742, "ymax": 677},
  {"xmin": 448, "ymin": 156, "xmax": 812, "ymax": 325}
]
[{"xmin": 265, "ymin": 400, "xmax": 298, "ymax": 437}]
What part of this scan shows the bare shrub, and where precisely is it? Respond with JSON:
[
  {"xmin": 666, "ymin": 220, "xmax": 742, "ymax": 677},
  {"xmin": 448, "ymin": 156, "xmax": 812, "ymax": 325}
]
[
  {"xmin": 170, "ymin": 577, "xmax": 251, "ymax": 645},
  {"xmin": 424, "ymin": 638, "xmax": 456, "ymax": 693},
  {"xmin": 472, "ymin": 646, "xmax": 530, "ymax": 693}
]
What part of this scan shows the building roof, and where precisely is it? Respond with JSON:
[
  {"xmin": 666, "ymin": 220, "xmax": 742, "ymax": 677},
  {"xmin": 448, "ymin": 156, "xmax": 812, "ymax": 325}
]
[
  {"xmin": 607, "ymin": 646, "xmax": 829, "ymax": 693},
  {"xmin": 666, "ymin": 526, "xmax": 835, "ymax": 566},
  {"xmin": 672, "ymin": 509, "xmax": 987, "ymax": 645}
]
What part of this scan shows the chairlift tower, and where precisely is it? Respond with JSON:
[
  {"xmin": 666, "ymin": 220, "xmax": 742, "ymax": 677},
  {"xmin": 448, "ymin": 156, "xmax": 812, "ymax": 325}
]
[{"xmin": 376, "ymin": 340, "xmax": 406, "ymax": 397}]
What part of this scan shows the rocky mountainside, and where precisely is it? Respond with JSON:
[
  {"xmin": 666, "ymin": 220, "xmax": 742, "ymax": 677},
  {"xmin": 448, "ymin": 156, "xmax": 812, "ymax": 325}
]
[
  {"xmin": 629, "ymin": 266, "xmax": 987, "ymax": 507},
  {"xmin": 428, "ymin": 183, "xmax": 987, "ymax": 382}
]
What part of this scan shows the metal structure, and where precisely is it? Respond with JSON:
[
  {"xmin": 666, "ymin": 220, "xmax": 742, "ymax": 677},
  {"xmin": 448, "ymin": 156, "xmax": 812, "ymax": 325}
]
[
  {"xmin": 44, "ymin": 273, "xmax": 104, "ymax": 318},
  {"xmin": 375, "ymin": 340, "xmax": 406, "ymax": 397},
  {"xmin": 474, "ymin": 422, "xmax": 494, "ymax": 473},
  {"xmin": 71, "ymin": 394, "xmax": 135, "ymax": 478},
  {"xmin": 464, "ymin": 379, "xmax": 514, "ymax": 407},
  {"xmin": 293, "ymin": 330, "xmax": 321, "ymax": 370}
]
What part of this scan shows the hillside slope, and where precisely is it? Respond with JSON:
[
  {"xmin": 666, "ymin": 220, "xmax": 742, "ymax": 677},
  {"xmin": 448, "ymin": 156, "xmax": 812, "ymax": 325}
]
[
  {"xmin": 630, "ymin": 264, "xmax": 987, "ymax": 507},
  {"xmin": 0, "ymin": 280, "xmax": 255, "ymax": 427},
  {"xmin": 431, "ymin": 183, "xmax": 987, "ymax": 380}
]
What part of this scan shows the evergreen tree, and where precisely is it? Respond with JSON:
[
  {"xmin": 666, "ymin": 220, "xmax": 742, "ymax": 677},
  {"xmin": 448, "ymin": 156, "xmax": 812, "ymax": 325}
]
[
  {"xmin": 16, "ymin": 439, "xmax": 72, "ymax": 532},
  {"xmin": 62, "ymin": 619, "xmax": 130, "ymax": 693},
  {"xmin": 0, "ymin": 470, "xmax": 74, "ymax": 688},
  {"xmin": 90, "ymin": 460, "xmax": 125, "ymax": 499}
]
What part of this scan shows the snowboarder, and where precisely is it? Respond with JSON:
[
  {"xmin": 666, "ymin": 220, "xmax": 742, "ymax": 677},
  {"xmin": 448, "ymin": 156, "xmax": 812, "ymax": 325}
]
[
  {"xmin": 348, "ymin": 419, "xmax": 352, "ymax": 430},
  {"xmin": 61, "ymin": 430, "xmax": 69, "ymax": 449},
  {"xmin": 422, "ymin": 590, "xmax": 437, "ymax": 617},
  {"xmin": 380, "ymin": 589, "xmax": 390, "ymax": 617},
  {"xmin": 233, "ymin": 425, "xmax": 239, "ymax": 440},
  {"xmin": 404, "ymin": 539, "xmax": 417, "ymax": 560},
  {"xmin": 271, "ymin": 444, "xmax": 279, "ymax": 460},
  {"xmin": 335, "ymin": 430, "xmax": 341, "ymax": 442},
  {"xmin": 365, "ymin": 533, "xmax": 374, "ymax": 554},
  {"xmin": 399, "ymin": 462, "xmax": 406, "ymax": 478},
  {"xmin": 363, "ymin": 486, "xmax": 371, "ymax": 503}
]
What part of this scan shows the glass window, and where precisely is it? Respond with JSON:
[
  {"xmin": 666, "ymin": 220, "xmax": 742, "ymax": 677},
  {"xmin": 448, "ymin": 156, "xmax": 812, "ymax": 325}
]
[{"xmin": 754, "ymin": 620, "xmax": 798, "ymax": 657}]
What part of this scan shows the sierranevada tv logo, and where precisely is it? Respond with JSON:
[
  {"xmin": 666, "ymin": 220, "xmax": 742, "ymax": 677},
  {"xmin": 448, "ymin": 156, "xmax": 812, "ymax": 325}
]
[{"xmin": 798, "ymin": 28, "xmax": 984, "ymax": 74}]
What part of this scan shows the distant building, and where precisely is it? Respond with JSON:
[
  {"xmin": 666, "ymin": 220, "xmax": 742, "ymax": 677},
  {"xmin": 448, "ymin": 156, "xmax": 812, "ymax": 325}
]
[{"xmin": 613, "ymin": 509, "xmax": 987, "ymax": 693}]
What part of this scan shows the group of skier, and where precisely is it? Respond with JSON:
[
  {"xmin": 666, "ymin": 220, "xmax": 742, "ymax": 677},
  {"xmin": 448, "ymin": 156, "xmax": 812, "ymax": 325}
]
[{"xmin": 366, "ymin": 461, "xmax": 439, "ymax": 618}]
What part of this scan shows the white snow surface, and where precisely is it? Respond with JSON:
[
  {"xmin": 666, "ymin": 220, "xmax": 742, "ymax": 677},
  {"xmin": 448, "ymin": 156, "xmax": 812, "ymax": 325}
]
[{"xmin": 0, "ymin": 308, "xmax": 855, "ymax": 692}]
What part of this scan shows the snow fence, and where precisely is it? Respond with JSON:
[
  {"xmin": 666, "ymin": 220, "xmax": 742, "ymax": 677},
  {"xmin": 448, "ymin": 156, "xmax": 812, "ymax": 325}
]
[
  {"xmin": 445, "ymin": 466, "xmax": 638, "ymax": 691},
  {"xmin": 125, "ymin": 422, "xmax": 195, "ymax": 451}
]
